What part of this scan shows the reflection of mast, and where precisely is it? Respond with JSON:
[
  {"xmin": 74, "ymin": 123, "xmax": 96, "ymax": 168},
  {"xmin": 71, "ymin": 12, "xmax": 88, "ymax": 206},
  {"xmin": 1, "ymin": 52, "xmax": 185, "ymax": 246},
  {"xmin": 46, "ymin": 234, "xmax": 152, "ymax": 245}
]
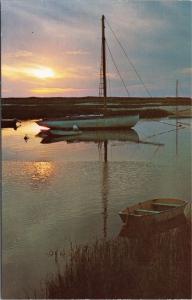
[
  {"xmin": 102, "ymin": 160, "xmax": 109, "ymax": 239},
  {"xmin": 102, "ymin": 141, "xmax": 108, "ymax": 239},
  {"xmin": 104, "ymin": 140, "xmax": 108, "ymax": 162},
  {"xmin": 176, "ymin": 79, "xmax": 178, "ymax": 155}
]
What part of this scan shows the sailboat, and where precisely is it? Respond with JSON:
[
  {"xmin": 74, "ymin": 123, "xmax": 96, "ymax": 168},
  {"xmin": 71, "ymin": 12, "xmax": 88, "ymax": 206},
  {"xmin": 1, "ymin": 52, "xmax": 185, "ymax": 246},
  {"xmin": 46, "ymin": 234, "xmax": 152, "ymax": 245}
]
[{"xmin": 36, "ymin": 16, "xmax": 139, "ymax": 130}]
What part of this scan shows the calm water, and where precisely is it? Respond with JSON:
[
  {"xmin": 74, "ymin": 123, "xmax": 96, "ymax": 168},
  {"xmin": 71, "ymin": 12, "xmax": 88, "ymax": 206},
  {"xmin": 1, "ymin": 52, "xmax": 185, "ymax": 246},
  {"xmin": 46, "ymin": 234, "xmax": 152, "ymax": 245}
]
[{"xmin": 2, "ymin": 118, "xmax": 191, "ymax": 298}]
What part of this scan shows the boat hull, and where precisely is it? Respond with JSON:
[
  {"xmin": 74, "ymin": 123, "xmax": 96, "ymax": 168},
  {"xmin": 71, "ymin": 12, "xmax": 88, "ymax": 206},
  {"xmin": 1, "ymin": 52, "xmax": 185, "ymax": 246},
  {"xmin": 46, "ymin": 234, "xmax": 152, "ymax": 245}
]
[
  {"xmin": 126, "ymin": 206, "xmax": 186, "ymax": 225},
  {"xmin": 36, "ymin": 114, "xmax": 139, "ymax": 130},
  {"xmin": 119, "ymin": 198, "xmax": 188, "ymax": 225},
  {"xmin": 119, "ymin": 214, "xmax": 188, "ymax": 238}
]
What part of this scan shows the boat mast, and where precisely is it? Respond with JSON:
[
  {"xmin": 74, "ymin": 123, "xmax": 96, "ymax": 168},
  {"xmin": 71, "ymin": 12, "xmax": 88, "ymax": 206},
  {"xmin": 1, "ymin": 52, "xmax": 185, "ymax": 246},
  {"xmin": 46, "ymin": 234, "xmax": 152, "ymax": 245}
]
[
  {"xmin": 176, "ymin": 79, "xmax": 178, "ymax": 155},
  {"xmin": 102, "ymin": 15, "xmax": 107, "ymax": 112},
  {"xmin": 176, "ymin": 79, "xmax": 178, "ymax": 98}
]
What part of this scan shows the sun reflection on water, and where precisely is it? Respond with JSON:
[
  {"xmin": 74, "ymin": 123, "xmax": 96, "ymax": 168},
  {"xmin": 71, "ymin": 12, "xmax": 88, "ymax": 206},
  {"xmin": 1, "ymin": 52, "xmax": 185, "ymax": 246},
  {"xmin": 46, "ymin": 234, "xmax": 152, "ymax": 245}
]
[
  {"xmin": 2, "ymin": 121, "xmax": 40, "ymax": 137},
  {"xmin": 23, "ymin": 161, "xmax": 56, "ymax": 188}
]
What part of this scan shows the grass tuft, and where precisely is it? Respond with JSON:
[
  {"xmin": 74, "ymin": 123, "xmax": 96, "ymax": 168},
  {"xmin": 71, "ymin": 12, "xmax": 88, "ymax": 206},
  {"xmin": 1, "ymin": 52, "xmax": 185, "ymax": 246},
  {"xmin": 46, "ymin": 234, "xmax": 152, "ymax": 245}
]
[{"xmin": 36, "ymin": 218, "xmax": 192, "ymax": 299}]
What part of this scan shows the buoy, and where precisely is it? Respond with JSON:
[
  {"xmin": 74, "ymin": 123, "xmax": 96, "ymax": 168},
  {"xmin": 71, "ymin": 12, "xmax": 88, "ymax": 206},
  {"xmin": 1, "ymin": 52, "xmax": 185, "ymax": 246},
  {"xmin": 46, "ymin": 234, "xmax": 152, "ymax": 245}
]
[
  {"xmin": 24, "ymin": 134, "xmax": 29, "ymax": 142},
  {"xmin": 73, "ymin": 124, "xmax": 79, "ymax": 131}
]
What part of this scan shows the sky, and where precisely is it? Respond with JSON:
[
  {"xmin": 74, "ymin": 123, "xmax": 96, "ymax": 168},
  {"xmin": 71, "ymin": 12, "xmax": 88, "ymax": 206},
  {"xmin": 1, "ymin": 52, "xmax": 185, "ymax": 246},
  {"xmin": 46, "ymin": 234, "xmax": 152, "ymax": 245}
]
[{"xmin": 1, "ymin": 0, "xmax": 191, "ymax": 97}]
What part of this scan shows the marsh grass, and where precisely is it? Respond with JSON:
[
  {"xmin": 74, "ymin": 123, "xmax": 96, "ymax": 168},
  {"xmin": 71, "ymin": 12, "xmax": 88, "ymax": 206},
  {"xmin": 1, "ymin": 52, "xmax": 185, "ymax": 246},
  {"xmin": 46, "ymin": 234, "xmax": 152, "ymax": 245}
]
[
  {"xmin": 3, "ymin": 96, "xmax": 190, "ymax": 120},
  {"xmin": 2, "ymin": 103, "xmax": 172, "ymax": 120},
  {"xmin": 2, "ymin": 96, "xmax": 190, "ymax": 120},
  {"xmin": 38, "ymin": 219, "xmax": 191, "ymax": 299}
]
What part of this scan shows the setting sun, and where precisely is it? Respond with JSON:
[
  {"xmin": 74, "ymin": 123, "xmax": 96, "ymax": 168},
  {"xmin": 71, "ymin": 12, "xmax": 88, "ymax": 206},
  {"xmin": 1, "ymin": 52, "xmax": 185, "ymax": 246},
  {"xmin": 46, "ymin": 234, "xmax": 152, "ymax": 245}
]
[
  {"xmin": 2, "ymin": 64, "xmax": 57, "ymax": 81},
  {"xmin": 31, "ymin": 67, "xmax": 55, "ymax": 79}
]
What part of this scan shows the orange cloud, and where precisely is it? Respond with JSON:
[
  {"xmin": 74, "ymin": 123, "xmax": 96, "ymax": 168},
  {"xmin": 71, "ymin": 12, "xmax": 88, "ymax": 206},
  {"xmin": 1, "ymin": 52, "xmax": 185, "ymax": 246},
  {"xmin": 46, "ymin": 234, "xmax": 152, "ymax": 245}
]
[
  {"xmin": 2, "ymin": 64, "xmax": 57, "ymax": 80},
  {"xmin": 2, "ymin": 63, "xmax": 96, "ymax": 81},
  {"xmin": 181, "ymin": 68, "xmax": 192, "ymax": 76},
  {"xmin": 31, "ymin": 87, "xmax": 89, "ymax": 95}
]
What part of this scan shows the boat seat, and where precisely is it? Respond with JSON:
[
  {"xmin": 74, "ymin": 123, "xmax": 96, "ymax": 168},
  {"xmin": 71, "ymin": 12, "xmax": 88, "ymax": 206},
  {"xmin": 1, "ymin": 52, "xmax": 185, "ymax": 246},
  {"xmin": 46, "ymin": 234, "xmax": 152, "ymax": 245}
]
[
  {"xmin": 152, "ymin": 202, "xmax": 181, "ymax": 207},
  {"xmin": 129, "ymin": 213, "xmax": 143, "ymax": 217},
  {"xmin": 135, "ymin": 209, "xmax": 160, "ymax": 214}
]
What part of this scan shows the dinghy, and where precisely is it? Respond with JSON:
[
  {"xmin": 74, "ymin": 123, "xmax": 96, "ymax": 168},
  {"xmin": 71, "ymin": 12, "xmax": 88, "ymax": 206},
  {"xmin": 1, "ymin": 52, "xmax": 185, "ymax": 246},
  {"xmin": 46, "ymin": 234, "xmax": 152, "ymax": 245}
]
[
  {"xmin": 1, "ymin": 118, "xmax": 21, "ymax": 129},
  {"xmin": 119, "ymin": 198, "xmax": 188, "ymax": 225}
]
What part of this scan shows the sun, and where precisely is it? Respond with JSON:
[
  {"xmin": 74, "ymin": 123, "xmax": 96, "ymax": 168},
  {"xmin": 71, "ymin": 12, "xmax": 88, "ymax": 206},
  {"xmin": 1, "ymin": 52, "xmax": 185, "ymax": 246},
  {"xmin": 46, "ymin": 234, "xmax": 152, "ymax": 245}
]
[{"xmin": 31, "ymin": 67, "xmax": 55, "ymax": 79}]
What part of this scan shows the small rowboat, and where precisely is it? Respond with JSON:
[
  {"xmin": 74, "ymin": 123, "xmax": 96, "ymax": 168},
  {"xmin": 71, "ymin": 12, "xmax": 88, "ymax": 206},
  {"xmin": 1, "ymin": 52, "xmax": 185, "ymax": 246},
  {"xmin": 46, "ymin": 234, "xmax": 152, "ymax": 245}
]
[{"xmin": 119, "ymin": 198, "xmax": 188, "ymax": 225}]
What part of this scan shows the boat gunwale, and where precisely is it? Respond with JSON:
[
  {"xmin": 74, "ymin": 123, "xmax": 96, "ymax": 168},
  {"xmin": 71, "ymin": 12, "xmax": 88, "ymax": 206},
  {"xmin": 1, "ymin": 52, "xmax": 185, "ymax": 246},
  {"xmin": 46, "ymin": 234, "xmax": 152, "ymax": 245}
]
[
  {"xmin": 37, "ymin": 113, "xmax": 139, "ymax": 123},
  {"xmin": 119, "ymin": 199, "xmax": 188, "ymax": 218}
]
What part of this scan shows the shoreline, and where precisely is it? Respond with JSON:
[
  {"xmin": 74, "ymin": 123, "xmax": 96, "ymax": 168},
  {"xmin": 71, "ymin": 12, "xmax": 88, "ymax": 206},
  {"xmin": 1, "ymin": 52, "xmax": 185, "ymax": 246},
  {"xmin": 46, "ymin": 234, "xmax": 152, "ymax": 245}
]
[{"xmin": 2, "ymin": 97, "xmax": 191, "ymax": 120}]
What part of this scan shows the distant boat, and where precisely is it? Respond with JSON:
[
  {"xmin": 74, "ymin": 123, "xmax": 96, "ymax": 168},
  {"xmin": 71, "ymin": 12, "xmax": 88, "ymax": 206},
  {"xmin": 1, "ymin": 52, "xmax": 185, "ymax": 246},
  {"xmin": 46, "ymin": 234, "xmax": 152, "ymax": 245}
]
[
  {"xmin": 36, "ymin": 15, "xmax": 139, "ymax": 130},
  {"xmin": 119, "ymin": 198, "xmax": 188, "ymax": 225},
  {"xmin": 1, "ymin": 118, "xmax": 21, "ymax": 129}
]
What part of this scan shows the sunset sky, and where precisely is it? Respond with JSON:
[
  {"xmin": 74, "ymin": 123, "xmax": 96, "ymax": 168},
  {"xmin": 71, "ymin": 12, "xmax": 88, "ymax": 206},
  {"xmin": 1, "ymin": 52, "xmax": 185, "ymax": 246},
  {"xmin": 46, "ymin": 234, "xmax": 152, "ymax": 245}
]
[{"xmin": 2, "ymin": 0, "xmax": 191, "ymax": 98}]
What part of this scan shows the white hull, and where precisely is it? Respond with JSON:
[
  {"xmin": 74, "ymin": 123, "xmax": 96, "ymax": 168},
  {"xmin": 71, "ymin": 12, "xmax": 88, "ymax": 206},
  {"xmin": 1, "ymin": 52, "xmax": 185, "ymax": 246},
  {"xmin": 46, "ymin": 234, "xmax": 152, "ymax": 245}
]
[{"xmin": 37, "ymin": 114, "xmax": 139, "ymax": 130}]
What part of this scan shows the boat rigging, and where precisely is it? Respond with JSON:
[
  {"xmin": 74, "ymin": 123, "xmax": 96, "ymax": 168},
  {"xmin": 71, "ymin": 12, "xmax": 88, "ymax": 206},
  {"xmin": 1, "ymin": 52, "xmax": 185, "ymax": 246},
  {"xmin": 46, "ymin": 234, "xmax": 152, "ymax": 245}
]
[{"xmin": 36, "ymin": 15, "xmax": 139, "ymax": 131}]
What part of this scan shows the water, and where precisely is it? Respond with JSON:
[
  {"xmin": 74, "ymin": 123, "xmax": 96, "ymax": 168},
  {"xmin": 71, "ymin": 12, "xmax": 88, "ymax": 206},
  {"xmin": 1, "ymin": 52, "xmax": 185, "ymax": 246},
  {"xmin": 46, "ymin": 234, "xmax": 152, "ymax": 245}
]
[{"xmin": 2, "ymin": 118, "xmax": 191, "ymax": 298}]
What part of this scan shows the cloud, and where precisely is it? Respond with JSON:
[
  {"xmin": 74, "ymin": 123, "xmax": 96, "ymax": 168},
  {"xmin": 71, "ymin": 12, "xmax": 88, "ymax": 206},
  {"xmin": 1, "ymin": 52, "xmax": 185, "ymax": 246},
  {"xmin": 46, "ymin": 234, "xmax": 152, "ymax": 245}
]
[
  {"xmin": 31, "ymin": 87, "xmax": 96, "ymax": 97},
  {"xmin": 2, "ymin": 64, "xmax": 56, "ymax": 80},
  {"xmin": 2, "ymin": 63, "xmax": 97, "ymax": 81},
  {"xmin": 64, "ymin": 50, "xmax": 89, "ymax": 55},
  {"xmin": 1, "ymin": 0, "xmax": 191, "ymax": 97},
  {"xmin": 180, "ymin": 68, "xmax": 192, "ymax": 76},
  {"xmin": 31, "ymin": 87, "xmax": 90, "ymax": 94},
  {"xmin": 4, "ymin": 50, "xmax": 33, "ymax": 58}
]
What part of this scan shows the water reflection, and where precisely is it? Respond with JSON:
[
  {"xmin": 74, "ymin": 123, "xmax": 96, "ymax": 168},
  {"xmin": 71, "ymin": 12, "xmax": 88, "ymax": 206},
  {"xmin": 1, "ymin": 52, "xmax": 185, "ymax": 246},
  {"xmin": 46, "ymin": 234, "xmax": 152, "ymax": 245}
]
[
  {"xmin": 101, "ymin": 142, "xmax": 109, "ymax": 239},
  {"xmin": 24, "ymin": 161, "xmax": 55, "ymax": 188},
  {"xmin": 38, "ymin": 129, "xmax": 139, "ymax": 144},
  {"xmin": 2, "ymin": 119, "xmax": 191, "ymax": 299},
  {"xmin": 2, "ymin": 120, "xmax": 40, "ymax": 136},
  {"xmin": 1, "ymin": 118, "xmax": 21, "ymax": 130},
  {"xmin": 37, "ymin": 128, "xmax": 165, "ymax": 149}
]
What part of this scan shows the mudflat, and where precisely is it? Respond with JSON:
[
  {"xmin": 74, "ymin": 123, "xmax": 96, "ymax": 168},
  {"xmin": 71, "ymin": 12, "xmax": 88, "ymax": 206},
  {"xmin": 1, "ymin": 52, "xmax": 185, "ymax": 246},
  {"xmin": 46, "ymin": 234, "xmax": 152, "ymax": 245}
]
[{"xmin": 2, "ymin": 96, "xmax": 191, "ymax": 120}]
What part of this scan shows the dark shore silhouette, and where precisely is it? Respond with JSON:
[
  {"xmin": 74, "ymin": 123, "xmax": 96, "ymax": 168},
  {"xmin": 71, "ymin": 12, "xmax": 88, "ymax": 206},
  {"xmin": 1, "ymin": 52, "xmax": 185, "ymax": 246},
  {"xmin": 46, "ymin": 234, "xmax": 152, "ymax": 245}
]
[{"xmin": 2, "ymin": 96, "xmax": 191, "ymax": 120}]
